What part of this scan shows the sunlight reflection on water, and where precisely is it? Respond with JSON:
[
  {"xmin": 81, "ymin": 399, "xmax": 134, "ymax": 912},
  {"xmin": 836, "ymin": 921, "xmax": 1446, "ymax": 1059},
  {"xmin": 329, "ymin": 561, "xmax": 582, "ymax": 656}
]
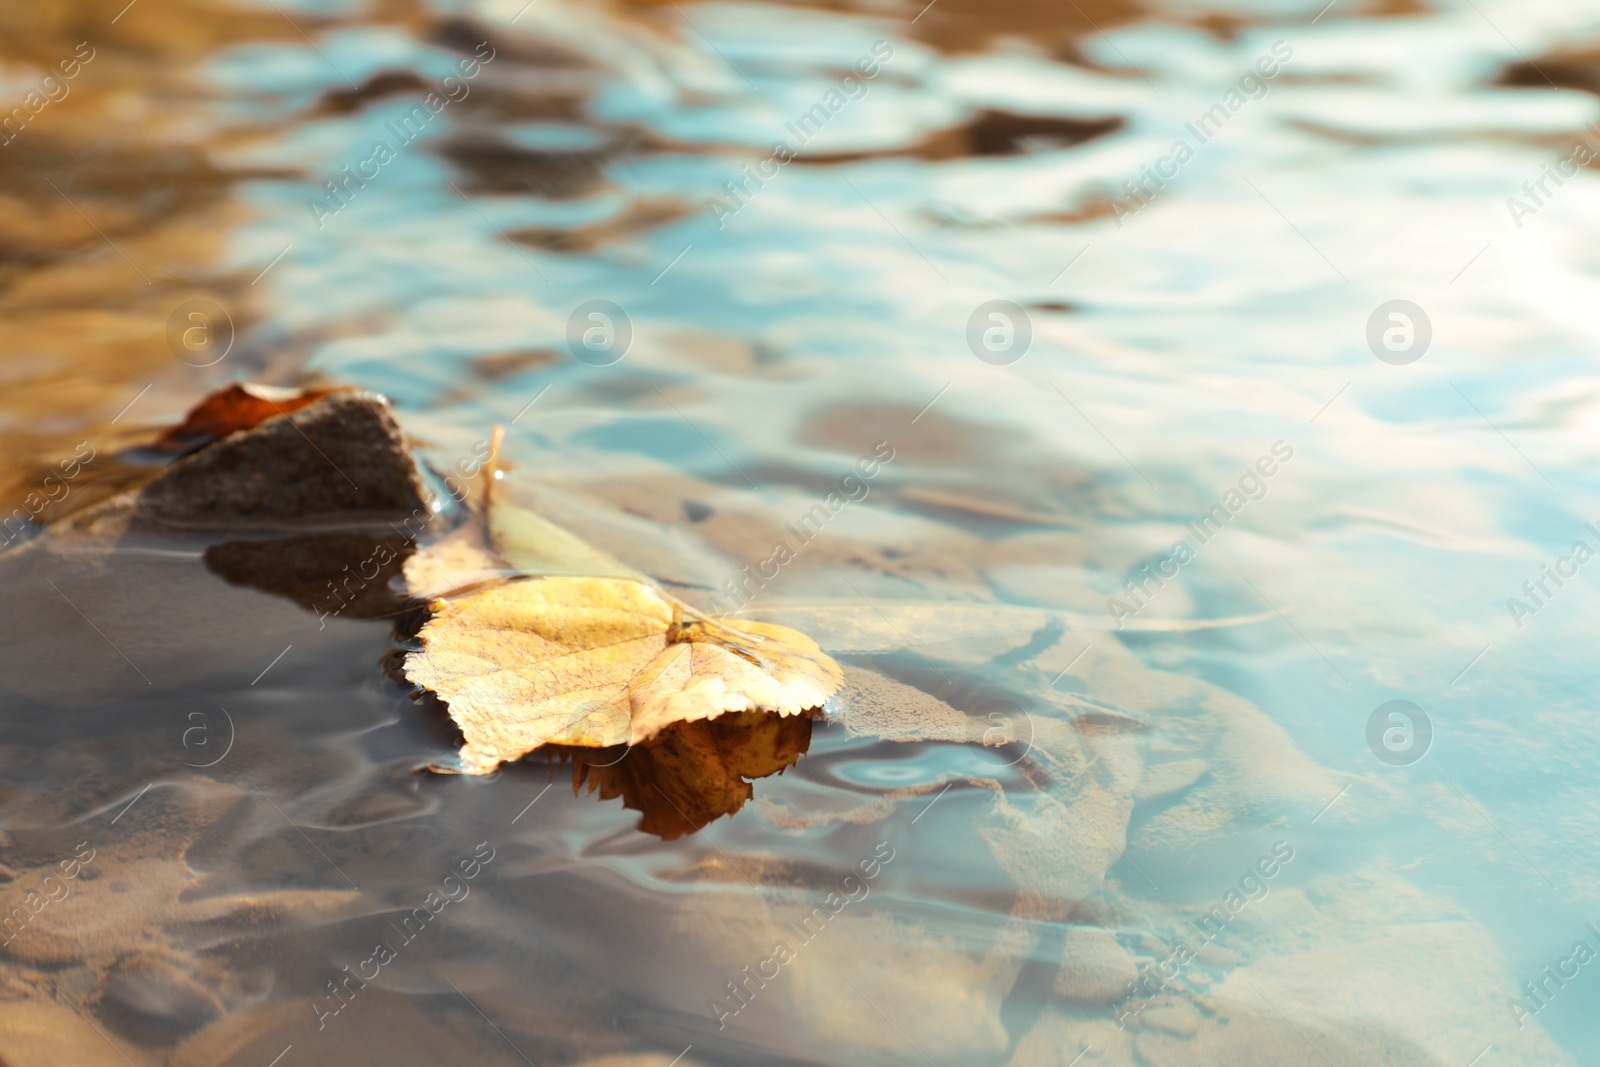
[{"xmin": 2, "ymin": 0, "xmax": 1600, "ymax": 1062}]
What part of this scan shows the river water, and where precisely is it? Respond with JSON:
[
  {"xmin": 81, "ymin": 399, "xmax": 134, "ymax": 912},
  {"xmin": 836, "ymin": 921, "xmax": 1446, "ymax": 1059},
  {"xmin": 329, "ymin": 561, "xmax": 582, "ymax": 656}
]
[{"xmin": 2, "ymin": 0, "xmax": 1599, "ymax": 1064}]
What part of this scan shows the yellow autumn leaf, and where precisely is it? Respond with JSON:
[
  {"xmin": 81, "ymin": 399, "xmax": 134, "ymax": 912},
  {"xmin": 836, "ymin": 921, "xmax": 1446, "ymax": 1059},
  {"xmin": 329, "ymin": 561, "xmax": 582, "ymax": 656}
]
[
  {"xmin": 403, "ymin": 427, "xmax": 842, "ymax": 779},
  {"xmin": 406, "ymin": 574, "xmax": 842, "ymax": 775}
]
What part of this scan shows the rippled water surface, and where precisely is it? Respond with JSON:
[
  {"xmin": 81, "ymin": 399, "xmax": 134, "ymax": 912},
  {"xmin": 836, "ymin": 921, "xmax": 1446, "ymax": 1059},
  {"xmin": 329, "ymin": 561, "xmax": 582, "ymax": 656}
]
[{"xmin": 4, "ymin": 0, "xmax": 1600, "ymax": 1063}]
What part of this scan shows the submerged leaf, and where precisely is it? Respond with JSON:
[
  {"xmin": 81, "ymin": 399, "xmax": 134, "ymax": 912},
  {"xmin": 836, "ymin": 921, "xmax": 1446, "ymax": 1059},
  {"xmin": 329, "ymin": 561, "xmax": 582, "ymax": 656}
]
[
  {"xmin": 491, "ymin": 497, "xmax": 637, "ymax": 580},
  {"xmin": 406, "ymin": 575, "xmax": 842, "ymax": 774},
  {"xmin": 401, "ymin": 515, "xmax": 507, "ymax": 600},
  {"xmin": 404, "ymin": 501, "xmax": 636, "ymax": 599},
  {"xmin": 403, "ymin": 426, "xmax": 637, "ymax": 599}
]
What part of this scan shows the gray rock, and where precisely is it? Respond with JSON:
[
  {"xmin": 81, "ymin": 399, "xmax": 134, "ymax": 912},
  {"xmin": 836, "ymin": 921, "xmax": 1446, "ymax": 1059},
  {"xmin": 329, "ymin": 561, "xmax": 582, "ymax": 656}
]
[{"xmin": 133, "ymin": 390, "xmax": 428, "ymax": 525}]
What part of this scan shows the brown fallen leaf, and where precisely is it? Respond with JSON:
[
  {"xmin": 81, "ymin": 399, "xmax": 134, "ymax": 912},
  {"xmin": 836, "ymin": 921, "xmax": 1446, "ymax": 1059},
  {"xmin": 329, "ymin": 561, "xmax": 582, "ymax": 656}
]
[
  {"xmin": 406, "ymin": 575, "xmax": 842, "ymax": 774},
  {"xmin": 565, "ymin": 710, "xmax": 815, "ymax": 839},
  {"xmin": 149, "ymin": 382, "xmax": 345, "ymax": 456}
]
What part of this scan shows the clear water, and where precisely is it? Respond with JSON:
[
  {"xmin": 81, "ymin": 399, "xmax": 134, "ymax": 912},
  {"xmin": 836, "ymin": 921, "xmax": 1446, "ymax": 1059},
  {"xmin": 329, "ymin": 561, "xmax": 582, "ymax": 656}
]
[{"xmin": 2, "ymin": 0, "xmax": 1600, "ymax": 1063}]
